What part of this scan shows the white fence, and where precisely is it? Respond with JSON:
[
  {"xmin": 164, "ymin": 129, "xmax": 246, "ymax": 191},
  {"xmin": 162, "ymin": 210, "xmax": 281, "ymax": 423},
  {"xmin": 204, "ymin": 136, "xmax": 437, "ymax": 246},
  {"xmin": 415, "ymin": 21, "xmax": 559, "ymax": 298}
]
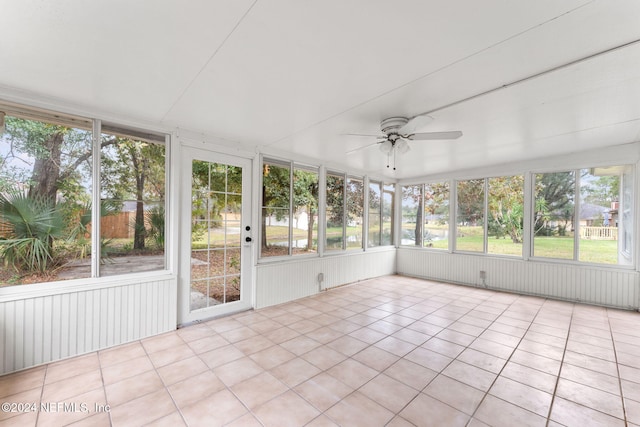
[{"xmin": 580, "ymin": 226, "xmax": 618, "ymax": 240}]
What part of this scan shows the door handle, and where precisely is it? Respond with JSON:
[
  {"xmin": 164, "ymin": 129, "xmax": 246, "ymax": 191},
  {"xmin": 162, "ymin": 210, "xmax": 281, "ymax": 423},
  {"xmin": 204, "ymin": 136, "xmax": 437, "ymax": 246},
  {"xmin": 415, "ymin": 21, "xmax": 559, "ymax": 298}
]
[{"xmin": 245, "ymin": 237, "xmax": 252, "ymax": 243}]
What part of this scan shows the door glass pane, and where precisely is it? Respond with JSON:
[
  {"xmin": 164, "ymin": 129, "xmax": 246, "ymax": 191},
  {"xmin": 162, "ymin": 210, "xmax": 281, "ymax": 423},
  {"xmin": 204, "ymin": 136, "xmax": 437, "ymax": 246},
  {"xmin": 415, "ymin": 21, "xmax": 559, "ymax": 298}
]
[{"xmin": 191, "ymin": 161, "xmax": 242, "ymax": 311}]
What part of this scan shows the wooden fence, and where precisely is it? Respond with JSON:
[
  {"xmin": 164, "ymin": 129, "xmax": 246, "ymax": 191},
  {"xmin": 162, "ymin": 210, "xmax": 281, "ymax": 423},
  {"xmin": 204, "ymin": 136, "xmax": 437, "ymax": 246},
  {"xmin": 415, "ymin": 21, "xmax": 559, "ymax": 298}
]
[
  {"xmin": 100, "ymin": 212, "xmax": 136, "ymax": 239},
  {"xmin": 1, "ymin": 212, "xmax": 146, "ymax": 241}
]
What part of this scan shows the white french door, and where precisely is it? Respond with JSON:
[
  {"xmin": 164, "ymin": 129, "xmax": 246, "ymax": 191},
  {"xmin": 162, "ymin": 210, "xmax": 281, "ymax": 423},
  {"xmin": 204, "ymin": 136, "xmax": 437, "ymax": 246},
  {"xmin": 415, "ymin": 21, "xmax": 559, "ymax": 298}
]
[{"xmin": 179, "ymin": 147, "xmax": 253, "ymax": 325}]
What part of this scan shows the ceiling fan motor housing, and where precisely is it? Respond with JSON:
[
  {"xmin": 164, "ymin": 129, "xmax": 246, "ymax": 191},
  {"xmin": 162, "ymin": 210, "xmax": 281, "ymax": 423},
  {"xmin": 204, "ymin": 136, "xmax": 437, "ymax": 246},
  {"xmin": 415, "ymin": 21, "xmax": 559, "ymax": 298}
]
[{"xmin": 380, "ymin": 117, "xmax": 409, "ymax": 134}]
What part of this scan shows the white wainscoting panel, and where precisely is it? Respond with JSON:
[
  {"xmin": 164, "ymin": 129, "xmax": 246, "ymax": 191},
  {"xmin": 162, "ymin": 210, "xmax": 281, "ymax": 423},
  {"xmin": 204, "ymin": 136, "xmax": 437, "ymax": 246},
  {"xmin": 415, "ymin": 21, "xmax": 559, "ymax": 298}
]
[
  {"xmin": 0, "ymin": 276, "xmax": 177, "ymax": 375},
  {"xmin": 255, "ymin": 249, "xmax": 396, "ymax": 308},
  {"xmin": 397, "ymin": 248, "xmax": 639, "ymax": 310}
]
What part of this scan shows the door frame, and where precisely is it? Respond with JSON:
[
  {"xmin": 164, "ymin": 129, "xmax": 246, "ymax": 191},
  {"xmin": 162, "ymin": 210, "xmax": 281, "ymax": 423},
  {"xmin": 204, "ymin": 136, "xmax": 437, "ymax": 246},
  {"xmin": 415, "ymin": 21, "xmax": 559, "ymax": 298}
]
[{"xmin": 178, "ymin": 146, "xmax": 254, "ymax": 326}]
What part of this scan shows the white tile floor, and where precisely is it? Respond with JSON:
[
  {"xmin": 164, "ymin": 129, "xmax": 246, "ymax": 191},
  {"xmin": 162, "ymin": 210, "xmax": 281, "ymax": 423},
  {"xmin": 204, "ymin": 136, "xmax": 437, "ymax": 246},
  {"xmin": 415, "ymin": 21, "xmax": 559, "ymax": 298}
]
[{"xmin": 1, "ymin": 275, "xmax": 640, "ymax": 426}]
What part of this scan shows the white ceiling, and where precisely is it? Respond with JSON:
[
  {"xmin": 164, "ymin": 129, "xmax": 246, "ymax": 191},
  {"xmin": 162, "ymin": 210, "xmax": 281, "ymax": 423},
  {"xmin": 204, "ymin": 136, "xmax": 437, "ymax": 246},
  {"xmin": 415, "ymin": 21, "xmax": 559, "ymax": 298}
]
[{"xmin": 1, "ymin": 0, "xmax": 640, "ymax": 179}]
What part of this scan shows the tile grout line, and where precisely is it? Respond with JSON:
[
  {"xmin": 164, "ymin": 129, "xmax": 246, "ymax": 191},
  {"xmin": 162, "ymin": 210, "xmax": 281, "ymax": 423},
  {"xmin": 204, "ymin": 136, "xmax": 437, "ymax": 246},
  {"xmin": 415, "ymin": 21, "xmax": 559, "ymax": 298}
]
[
  {"xmin": 606, "ymin": 308, "xmax": 629, "ymax": 426},
  {"xmin": 464, "ymin": 294, "xmax": 554, "ymax": 426},
  {"xmin": 543, "ymin": 300, "xmax": 575, "ymax": 427}
]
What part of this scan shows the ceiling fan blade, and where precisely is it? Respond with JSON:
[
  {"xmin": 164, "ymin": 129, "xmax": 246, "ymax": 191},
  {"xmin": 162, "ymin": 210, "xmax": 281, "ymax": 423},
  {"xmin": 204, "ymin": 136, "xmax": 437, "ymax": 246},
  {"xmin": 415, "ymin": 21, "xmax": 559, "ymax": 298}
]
[
  {"xmin": 408, "ymin": 131, "xmax": 463, "ymax": 140},
  {"xmin": 346, "ymin": 141, "xmax": 383, "ymax": 154},
  {"xmin": 341, "ymin": 133, "xmax": 386, "ymax": 139},
  {"xmin": 398, "ymin": 114, "xmax": 433, "ymax": 135}
]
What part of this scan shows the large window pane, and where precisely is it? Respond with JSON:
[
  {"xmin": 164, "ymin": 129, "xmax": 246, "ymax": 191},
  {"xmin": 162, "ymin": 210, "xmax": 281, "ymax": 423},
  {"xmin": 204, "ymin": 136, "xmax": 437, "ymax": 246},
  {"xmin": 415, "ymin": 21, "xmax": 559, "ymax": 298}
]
[
  {"xmin": 0, "ymin": 113, "xmax": 93, "ymax": 285},
  {"xmin": 382, "ymin": 184, "xmax": 395, "ymax": 245},
  {"xmin": 456, "ymin": 179, "xmax": 485, "ymax": 252},
  {"xmin": 579, "ymin": 166, "xmax": 632, "ymax": 265},
  {"xmin": 401, "ymin": 185, "xmax": 422, "ymax": 246},
  {"xmin": 368, "ymin": 181, "xmax": 381, "ymax": 247},
  {"xmin": 346, "ymin": 177, "xmax": 364, "ymax": 250},
  {"xmin": 533, "ymin": 171, "xmax": 575, "ymax": 259},
  {"xmin": 261, "ymin": 160, "xmax": 290, "ymax": 257},
  {"xmin": 326, "ymin": 172, "xmax": 345, "ymax": 251},
  {"xmin": 487, "ymin": 176, "xmax": 524, "ymax": 257},
  {"xmin": 424, "ymin": 182, "xmax": 449, "ymax": 249},
  {"xmin": 293, "ymin": 167, "xmax": 318, "ymax": 254},
  {"xmin": 100, "ymin": 132, "xmax": 166, "ymax": 275}
]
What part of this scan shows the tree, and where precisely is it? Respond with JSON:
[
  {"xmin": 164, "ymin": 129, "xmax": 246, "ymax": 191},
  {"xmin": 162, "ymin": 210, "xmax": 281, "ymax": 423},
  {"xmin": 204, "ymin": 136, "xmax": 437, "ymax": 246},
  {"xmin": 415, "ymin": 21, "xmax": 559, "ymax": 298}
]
[
  {"xmin": 583, "ymin": 175, "xmax": 619, "ymax": 206},
  {"xmin": 0, "ymin": 190, "xmax": 65, "ymax": 272},
  {"xmin": 402, "ymin": 185, "xmax": 423, "ymax": 246},
  {"xmin": 456, "ymin": 179, "xmax": 484, "ymax": 226},
  {"xmin": 101, "ymin": 137, "xmax": 165, "ymax": 251},
  {"xmin": 534, "ymin": 172, "xmax": 575, "ymax": 236},
  {"xmin": 2, "ymin": 117, "xmax": 119, "ymax": 205},
  {"xmin": 261, "ymin": 163, "xmax": 291, "ymax": 250},
  {"xmin": 488, "ymin": 176, "xmax": 525, "ymax": 243},
  {"xmin": 293, "ymin": 170, "xmax": 318, "ymax": 251}
]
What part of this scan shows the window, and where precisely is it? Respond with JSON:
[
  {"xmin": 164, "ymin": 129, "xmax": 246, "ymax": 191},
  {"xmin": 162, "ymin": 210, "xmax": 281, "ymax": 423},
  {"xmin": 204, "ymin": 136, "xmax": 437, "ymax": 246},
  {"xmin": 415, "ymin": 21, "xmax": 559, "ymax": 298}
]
[
  {"xmin": 487, "ymin": 175, "xmax": 524, "ymax": 257},
  {"xmin": 382, "ymin": 184, "xmax": 395, "ymax": 246},
  {"xmin": 260, "ymin": 158, "xmax": 318, "ymax": 258},
  {"xmin": 533, "ymin": 171, "xmax": 575, "ymax": 260},
  {"xmin": 424, "ymin": 182, "xmax": 449, "ymax": 250},
  {"xmin": 404, "ymin": 165, "xmax": 634, "ymax": 267},
  {"xmin": 0, "ymin": 106, "xmax": 168, "ymax": 286},
  {"xmin": 401, "ymin": 185, "xmax": 422, "ymax": 246},
  {"xmin": 100, "ymin": 126, "xmax": 166, "ymax": 275},
  {"xmin": 325, "ymin": 172, "xmax": 344, "ymax": 251},
  {"xmin": 326, "ymin": 172, "xmax": 364, "ymax": 251},
  {"xmin": 368, "ymin": 181, "xmax": 381, "ymax": 247},
  {"xmin": 369, "ymin": 181, "xmax": 394, "ymax": 247},
  {"xmin": 346, "ymin": 177, "xmax": 364, "ymax": 250},
  {"xmin": 578, "ymin": 166, "xmax": 633, "ymax": 265},
  {"xmin": 456, "ymin": 179, "xmax": 485, "ymax": 252},
  {"xmin": 401, "ymin": 183, "xmax": 450, "ymax": 249}
]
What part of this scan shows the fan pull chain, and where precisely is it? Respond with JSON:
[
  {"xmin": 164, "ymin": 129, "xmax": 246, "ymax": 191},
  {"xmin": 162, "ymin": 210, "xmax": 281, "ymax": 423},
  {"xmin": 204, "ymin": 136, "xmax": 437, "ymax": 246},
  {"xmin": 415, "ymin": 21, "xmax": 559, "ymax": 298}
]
[
  {"xmin": 393, "ymin": 147, "xmax": 397, "ymax": 170},
  {"xmin": 386, "ymin": 151, "xmax": 390, "ymax": 168}
]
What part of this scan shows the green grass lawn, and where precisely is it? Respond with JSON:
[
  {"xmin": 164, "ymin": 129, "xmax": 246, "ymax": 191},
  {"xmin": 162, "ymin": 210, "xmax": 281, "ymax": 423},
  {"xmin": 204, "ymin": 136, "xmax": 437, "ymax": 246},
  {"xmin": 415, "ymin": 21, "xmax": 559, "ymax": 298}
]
[{"xmin": 405, "ymin": 224, "xmax": 619, "ymax": 264}]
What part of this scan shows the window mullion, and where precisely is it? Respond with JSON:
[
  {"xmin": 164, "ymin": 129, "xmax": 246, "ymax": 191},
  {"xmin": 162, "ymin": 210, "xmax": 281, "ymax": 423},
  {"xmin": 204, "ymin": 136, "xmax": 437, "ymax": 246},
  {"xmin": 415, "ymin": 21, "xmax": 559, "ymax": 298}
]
[
  {"xmin": 574, "ymin": 169, "xmax": 580, "ymax": 261},
  {"xmin": 483, "ymin": 178, "xmax": 489, "ymax": 254},
  {"xmin": 522, "ymin": 172, "xmax": 533, "ymax": 260},
  {"xmin": 318, "ymin": 166, "xmax": 326, "ymax": 257},
  {"xmin": 342, "ymin": 173, "xmax": 348, "ymax": 250},
  {"xmin": 91, "ymin": 119, "xmax": 101, "ymax": 278},
  {"xmin": 450, "ymin": 179, "xmax": 456, "ymax": 253},
  {"xmin": 289, "ymin": 162, "xmax": 294, "ymax": 256}
]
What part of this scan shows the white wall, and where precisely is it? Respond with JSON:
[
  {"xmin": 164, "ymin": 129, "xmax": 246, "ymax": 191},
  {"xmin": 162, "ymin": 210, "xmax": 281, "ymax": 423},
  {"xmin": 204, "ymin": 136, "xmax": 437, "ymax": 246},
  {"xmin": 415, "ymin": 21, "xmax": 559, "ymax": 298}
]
[
  {"xmin": 0, "ymin": 273, "xmax": 177, "ymax": 375},
  {"xmin": 397, "ymin": 248, "xmax": 639, "ymax": 309},
  {"xmin": 255, "ymin": 249, "xmax": 396, "ymax": 308}
]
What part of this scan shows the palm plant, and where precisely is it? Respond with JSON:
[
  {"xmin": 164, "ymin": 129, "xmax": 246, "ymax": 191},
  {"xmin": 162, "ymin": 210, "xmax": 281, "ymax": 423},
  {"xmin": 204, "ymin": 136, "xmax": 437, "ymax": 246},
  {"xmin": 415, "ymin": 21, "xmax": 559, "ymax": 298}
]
[
  {"xmin": 0, "ymin": 190, "xmax": 65, "ymax": 273},
  {"xmin": 146, "ymin": 204, "xmax": 165, "ymax": 249},
  {"xmin": 67, "ymin": 199, "xmax": 119, "ymax": 260}
]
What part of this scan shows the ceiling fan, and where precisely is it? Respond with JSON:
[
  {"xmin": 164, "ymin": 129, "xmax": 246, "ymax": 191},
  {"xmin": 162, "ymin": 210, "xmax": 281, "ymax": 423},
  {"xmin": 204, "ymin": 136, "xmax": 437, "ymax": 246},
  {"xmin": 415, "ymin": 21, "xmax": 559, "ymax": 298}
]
[{"xmin": 345, "ymin": 116, "xmax": 463, "ymax": 169}]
